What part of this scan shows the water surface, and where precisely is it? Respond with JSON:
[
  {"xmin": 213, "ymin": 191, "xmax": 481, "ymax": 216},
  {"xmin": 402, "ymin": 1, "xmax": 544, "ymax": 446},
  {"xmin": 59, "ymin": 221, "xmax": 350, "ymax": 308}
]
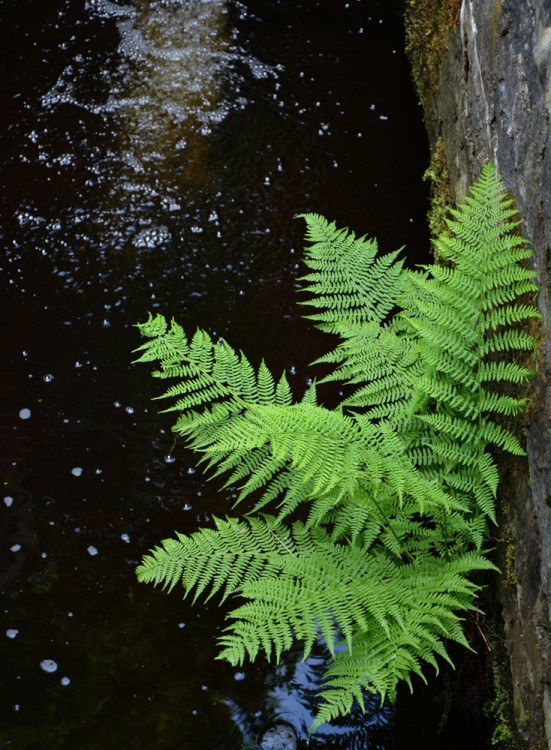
[{"xmin": 0, "ymin": 1, "xmax": 485, "ymax": 747}]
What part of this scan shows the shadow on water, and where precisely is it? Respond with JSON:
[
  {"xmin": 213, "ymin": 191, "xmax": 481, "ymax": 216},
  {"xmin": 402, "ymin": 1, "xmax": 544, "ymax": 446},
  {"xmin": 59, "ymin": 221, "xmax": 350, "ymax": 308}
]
[{"xmin": 0, "ymin": 0, "xmax": 489, "ymax": 747}]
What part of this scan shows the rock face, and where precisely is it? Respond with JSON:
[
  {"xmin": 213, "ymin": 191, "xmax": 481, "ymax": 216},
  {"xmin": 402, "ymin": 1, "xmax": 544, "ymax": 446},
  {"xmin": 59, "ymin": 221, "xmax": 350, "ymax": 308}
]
[{"xmin": 409, "ymin": 1, "xmax": 551, "ymax": 748}]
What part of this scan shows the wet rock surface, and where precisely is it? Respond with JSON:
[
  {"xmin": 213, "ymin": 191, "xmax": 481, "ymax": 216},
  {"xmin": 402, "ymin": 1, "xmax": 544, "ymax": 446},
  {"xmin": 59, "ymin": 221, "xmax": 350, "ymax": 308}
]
[
  {"xmin": 259, "ymin": 722, "xmax": 298, "ymax": 750},
  {"xmin": 411, "ymin": 1, "xmax": 551, "ymax": 747}
]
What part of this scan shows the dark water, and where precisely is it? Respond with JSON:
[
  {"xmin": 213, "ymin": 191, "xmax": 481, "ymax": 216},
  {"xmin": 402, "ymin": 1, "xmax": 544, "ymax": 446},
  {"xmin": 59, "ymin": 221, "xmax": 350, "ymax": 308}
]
[{"xmin": 0, "ymin": 1, "xmax": 488, "ymax": 747}]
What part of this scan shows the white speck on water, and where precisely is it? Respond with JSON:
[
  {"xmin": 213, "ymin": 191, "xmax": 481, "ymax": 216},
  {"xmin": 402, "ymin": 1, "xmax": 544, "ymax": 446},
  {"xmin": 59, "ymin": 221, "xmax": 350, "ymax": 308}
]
[
  {"xmin": 71, "ymin": 467, "xmax": 83, "ymax": 477},
  {"xmin": 87, "ymin": 545, "xmax": 98, "ymax": 556},
  {"xmin": 120, "ymin": 533, "xmax": 130, "ymax": 543},
  {"xmin": 19, "ymin": 408, "xmax": 31, "ymax": 420},
  {"xmin": 379, "ymin": 115, "xmax": 389, "ymax": 121},
  {"xmin": 178, "ymin": 622, "xmax": 186, "ymax": 629},
  {"xmin": 43, "ymin": 374, "xmax": 55, "ymax": 383},
  {"xmin": 40, "ymin": 659, "xmax": 58, "ymax": 673},
  {"xmin": 10, "ymin": 544, "xmax": 21, "ymax": 553},
  {"xmin": 6, "ymin": 629, "xmax": 19, "ymax": 639},
  {"xmin": 13, "ymin": 704, "xmax": 20, "ymax": 712},
  {"xmin": 125, "ymin": 406, "xmax": 134, "ymax": 414},
  {"xmin": 60, "ymin": 676, "xmax": 71, "ymax": 686},
  {"xmin": 114, "ymin": 401, "xmax": 122, "ymax": 408},
  {"xmin": 4, "ymin": 496, "xmax": 14, "ymax": 507}
]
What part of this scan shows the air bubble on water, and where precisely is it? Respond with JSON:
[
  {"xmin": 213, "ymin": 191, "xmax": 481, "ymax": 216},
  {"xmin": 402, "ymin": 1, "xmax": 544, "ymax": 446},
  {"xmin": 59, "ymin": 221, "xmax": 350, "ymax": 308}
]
[
  {"xmin": 114, "ymin": 401, "xmax": 122, "ymax": 408},
  {"xmin": 10, "ymin": 544, "xmax": 21, "ymax": 553},
  {"xmin": 4, "ymin": 496, "xmax": 14, "ymax": 507},
  {"xmin": 125, "ymin": 406, "xmax": 134, "ymax": 414},
  {"xmin": 121, "ymin": 533, "xmax": 130, "ymax": 543},
  {"xmin": 40, "ymin": 659, "xmax": 58, "ymax": 673},
  {"xmin": 234, "ymin": 671, "xmax": 246, "ymax": 681},
  {"xmin": 43, "ymin": 374, "xmax": 55, "ymax": 383},
  {"xmin": 186, "ymin": 467, "xmax": 196, "ymax": 475},
  {"xmin": 87, "ymin": 545, "xmax": 98, "ymax": 556},
  {"xmin": 289, "ymin": 366, "xmax": 297, "ymax": 376},
  {"xmin": 60, "ymin": 676, "xmax": 71, "ymax": 686},
  {"xmin": 71, "ymin": 467, "xmax": 83, "ymax": 477},
  {"xmin": 6, "ymin": 629, "xmax": 19, "ymax": 639},
  {"xmin": 183, "ymin": 503, "xmax": 192, "ymax": 511},
  {"xmin": 178, "ymin": 622, "xmax": 186, "ymax": 629},
  {"xmin": 164, "ymin": 454, "xmax": 176, "ymax": 464},
  {"xmin": 19, "ymin": 408, "xmax": 31, "ymax": 420}
]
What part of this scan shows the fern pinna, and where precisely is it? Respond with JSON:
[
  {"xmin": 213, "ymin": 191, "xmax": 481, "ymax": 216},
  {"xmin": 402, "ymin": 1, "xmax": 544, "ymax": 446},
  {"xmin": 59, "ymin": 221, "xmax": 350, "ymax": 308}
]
[{"xmin": 133, "ymin": 164, "xmax": 538, "ymax": 729}]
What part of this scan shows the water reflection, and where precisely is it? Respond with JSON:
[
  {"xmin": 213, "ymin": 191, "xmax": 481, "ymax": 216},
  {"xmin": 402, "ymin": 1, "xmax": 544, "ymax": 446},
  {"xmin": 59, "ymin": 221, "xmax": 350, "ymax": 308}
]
[
  {"xmin": 0, "ymin": 0, "xmax": 433, "ymax": 747},
  {"xmin": 225, "ymin": 643, "xmax": 393, "ymax": 748}
]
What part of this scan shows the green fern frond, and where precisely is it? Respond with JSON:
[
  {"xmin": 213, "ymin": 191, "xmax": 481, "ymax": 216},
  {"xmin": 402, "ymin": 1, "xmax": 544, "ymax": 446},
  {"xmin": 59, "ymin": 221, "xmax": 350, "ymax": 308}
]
[
  {"xmin": 310, "ymin": 551, "xmax": 496, "ymax": 729},
  {"xmin": 134, "ymin": 162, "xmax": 538, "ymax": 730},
  {"xmin": 297, "ymin": 213, "xmax": 405, "ymax": 332}
]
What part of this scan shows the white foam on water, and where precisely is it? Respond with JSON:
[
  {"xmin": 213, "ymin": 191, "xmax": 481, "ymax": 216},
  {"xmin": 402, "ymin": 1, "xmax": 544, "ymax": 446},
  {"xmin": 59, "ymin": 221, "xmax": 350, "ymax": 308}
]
[{"xmin": 40, "ymin": 659, "xmax": 58, "ymax": 673}]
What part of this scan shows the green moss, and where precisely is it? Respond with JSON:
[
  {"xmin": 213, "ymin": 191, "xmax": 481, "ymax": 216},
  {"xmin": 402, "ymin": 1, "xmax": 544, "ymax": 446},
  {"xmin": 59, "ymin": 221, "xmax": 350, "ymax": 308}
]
[
  {"xmin": 482, "ymin": 629, "xmax": 518, "ymax": 749},
  {"xmin": 405, "ymin": 0, "xmax": 462, "ymax": 108},
  {"xmin": 423, "ymin": 136, "xmax": 453, "ymax": 245}
]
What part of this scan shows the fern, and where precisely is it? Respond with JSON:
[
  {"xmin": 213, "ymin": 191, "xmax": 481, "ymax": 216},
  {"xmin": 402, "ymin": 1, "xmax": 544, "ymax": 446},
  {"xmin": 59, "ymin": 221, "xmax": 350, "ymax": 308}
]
[{"xmin": 134, "ymin": 163, "xmax": 538, "ymax": 729}]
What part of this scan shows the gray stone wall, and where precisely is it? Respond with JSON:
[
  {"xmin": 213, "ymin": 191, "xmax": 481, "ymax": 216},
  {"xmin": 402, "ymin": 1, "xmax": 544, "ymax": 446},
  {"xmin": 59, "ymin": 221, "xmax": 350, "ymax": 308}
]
[{"xmin": 419, "ymin": 1, "xmax": 551, "ymax": 747}]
